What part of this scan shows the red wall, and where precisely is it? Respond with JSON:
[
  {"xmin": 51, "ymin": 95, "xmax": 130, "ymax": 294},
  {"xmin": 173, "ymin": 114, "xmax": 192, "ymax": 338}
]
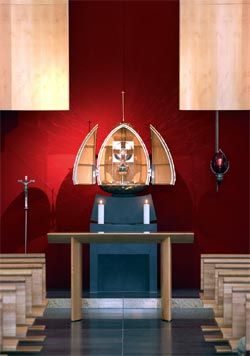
[{"xmin": 1, "ymin": 1, "xmax": 249, "ymax": 290}]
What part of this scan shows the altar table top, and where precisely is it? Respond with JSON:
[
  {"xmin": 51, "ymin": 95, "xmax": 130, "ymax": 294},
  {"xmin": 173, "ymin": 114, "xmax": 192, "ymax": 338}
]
[{"xmin": 47, "ymin": 232, "xmax": 194, "ymax": 244}]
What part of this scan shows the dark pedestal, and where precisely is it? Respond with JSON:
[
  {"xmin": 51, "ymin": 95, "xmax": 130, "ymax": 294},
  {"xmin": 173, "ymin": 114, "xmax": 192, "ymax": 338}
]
[{"xmin": 90, "ymin": 194, "xmax": 158, "ymax": 293}]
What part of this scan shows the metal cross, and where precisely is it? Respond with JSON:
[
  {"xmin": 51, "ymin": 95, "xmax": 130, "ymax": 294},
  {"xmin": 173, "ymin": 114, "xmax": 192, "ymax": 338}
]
[{"xmin": 17, "ymin": 176, "xmax": 35, "ymax": 253}]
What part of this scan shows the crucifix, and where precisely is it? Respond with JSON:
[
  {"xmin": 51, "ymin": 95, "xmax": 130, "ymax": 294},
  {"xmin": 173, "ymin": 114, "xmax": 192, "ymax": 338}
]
[{"xmin": 17, "ymin": 175, "xmax": 35, "ymax": 253}]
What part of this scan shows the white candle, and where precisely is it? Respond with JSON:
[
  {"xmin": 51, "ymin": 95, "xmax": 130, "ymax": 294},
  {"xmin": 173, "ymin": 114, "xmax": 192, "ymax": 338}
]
[
  {"xmin": 143, "ymin": 199, "xmax": 150, "ymax": 224},
  {"xmin": 98, "ymin": 200, "xmax": 104, "ymax": 224}
]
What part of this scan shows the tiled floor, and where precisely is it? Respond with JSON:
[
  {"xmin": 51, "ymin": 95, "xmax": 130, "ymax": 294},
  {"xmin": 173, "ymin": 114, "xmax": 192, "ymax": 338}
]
[
  {"xmin": 46, "ymin": 289, "xmax": 200, "ymax": 298},
  {"xmin": 34, "ymin": 309, "xmax": 224, "ymax": 355}
]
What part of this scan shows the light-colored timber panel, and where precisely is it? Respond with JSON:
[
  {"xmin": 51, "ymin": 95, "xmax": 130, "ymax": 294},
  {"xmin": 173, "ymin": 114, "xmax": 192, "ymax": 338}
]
[
  {"xmin": 0, "ymin": 281, "xmax": 26, "ymax": 325},
  {"xmin": 0, "ymin": 263, "xmax": 44, "ymax": 268},
  {"xmin": 71, "ymin": 237, "xmax": 82, "ymax": 322},
  {"xmin": 246, "ymin": 294, "xmax": 250, "ymax": 352},
  {"xmin": 215, "ymin": 339, "xmax": 239, "ymax": 354},
  {"xmin": 16, "ymin": 325, "xmax": 28, "ymax": 338},
  {"xmin": 161, "ymin": 237, "xmax": 172, "ymax": 321},
  {"xmin": 203, "ymin": 262, "xmax": 250, "ymax": 300},
  {"xmin": 223, "ymin": 281, "xmax": 250, "ymax": 326},
  {"xmin": 204, "ymin": 334, "xmax": 226, "ymax": 342},
  {"xmin": 232, "ymin": 287, "xmax": 250, "ymax": 338},
  {"xmin": 214, "ymin": 269, "xmax": 250, "ymax": 307},
  {"xmin": 215, "ymin": 268, "xmax": 250, "ymax": 304},
  {"xmin": 0, "ymin": 1, "xmax": 67, "ymax": 4},
  {"xmin": 0, "ymin": 286, "xmax": 16, "ymax": 337},
  {"xmin": 15, "ymin": 345, "xmax": 43, "ymax": 353},
  {"xmin": 2, "ymin": 338, "xmax": 19, "ymax": 352},
  {"xmin": 204, "ymin": 259, "xmax": 250, "ymax": 263},
  {"xmin": 0, "ymin": 261, "xmax": 46, "ymax": 301},
  {"xmin": 0, "ymin": 273, "xmax": 32, "ymax": 314},
  {"xmin": 201, "ymin": 255, "xmax": 250, "ymax": 258},
  {"xmin": 201, "ymin": 325, "xmax": 220, "ymax": 332},
  {"xmin": 202, "ymin": 271, "xmax": 250, "ymax": 307},
  {"xmin": 0, "ymin": 3, "xmax": 11, "ymax": 107},
  {"xmin": 0, "ymin": 296, "xmax": 2, "ymax": 351},
  {"xmin": 29, "ymin": 325, "xmax": 46, "ymax": 331},
  {"xmin": 215, "ymin": 317, "xmax": 224, "ymax": 327},
  {"xmin": 2, "ymin": 342, "xmax": 43, "ymax": 353},
  {"xmin": 25, "ymin": 317, "xmax": 35, "ymax": 326},
  {"xmin": 30, "ymin": 305, "xmax": 47, "ymax": 318},
  {"xmin": 0, "ymin": 258, "xmax": 45, "ymax": 263},
  {"xmin": 228, "ymin": 339, "xmax": 239, "ymax": 353},
  {"xmin": 18, "ymin": 335, "xmax": 45, "ymax": 342},
  {"xmin": 0, "ymin": 254, "xmax": 45, "ymax": 258},
  {"xmin": 180, "ymin": 0, "xmax": 250, "ymax": 110},
  {"xmin": 200, "ymin": 254, "xmax": 250, "ymax": 290},
  {"xmin": 217, "ymin": 275, "xmax": 250, "ymax": 304},
  {"xmin": 0, "ymin": 266, "xmax": 43, "ymax": 306},
  {"xmin": 214, "ymin": 345, "xmax": 233, "ymax": 354},
  {"xmin": 0, "ymin": 0, "xmax": 69, "ymax": 110}
]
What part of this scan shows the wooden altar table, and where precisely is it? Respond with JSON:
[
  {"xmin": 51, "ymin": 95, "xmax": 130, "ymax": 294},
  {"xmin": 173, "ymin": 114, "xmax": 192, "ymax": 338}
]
[{"xmin": 47, "ymin": 232, "xmax": 194, "ymax": 322}]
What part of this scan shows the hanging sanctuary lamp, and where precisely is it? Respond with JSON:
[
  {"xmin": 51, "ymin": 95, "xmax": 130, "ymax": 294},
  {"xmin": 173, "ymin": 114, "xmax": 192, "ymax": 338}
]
[{"xmin": 210, "ymin": 111, "xmax": 229, "ymax": 191}]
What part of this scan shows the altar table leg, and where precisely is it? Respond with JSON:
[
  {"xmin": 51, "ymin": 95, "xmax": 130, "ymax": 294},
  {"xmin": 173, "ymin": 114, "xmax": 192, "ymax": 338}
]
[
  {"xmin": 71, "ymin": 237, "xmax": 82, "ymax": 321},
  {"xmin": 161, "ymin": 237, "xmax": 172, "ymax": 321}
]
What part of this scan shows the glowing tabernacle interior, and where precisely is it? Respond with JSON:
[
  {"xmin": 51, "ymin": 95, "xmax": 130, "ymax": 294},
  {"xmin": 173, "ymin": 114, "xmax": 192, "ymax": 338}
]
[
  {"xmin": 73, "ymin": 122, "xmax": 176, "ymax": 193},
  {"xmin": 97, "ymin": 123, "xmax": 150, "ymax": 193}
]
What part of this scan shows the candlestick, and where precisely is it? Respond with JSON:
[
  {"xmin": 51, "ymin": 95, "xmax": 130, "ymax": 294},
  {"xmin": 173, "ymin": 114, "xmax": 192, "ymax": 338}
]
[
  {"xmin": 98, "ymin": 200, "xmax": 104, "ymax": 224},
  {"xmin": 143, "ymin": 199, "xmax": 150, "ymax": 224}
]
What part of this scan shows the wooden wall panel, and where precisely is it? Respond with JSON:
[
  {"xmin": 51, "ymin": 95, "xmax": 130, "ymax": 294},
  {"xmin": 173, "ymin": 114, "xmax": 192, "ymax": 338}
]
[
  {"xmin": 0, "ymin": 3, "xmax": 11, "ymax": 108},
  {"xmin": 0, "ymin": 0, "xmax": 69, "ymax": 110},
  {"xmin": 180, "ymin": 0, "xmax": 250, "ymax": 110}
]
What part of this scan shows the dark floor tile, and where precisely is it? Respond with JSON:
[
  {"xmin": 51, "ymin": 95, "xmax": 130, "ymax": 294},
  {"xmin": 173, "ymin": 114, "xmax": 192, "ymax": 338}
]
[{"xmin": 38, "ymin": 309, "xmax": 219, "ymax": 355}]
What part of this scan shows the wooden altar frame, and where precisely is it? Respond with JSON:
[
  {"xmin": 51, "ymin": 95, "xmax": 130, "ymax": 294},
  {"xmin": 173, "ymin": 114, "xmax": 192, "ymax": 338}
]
[{"xmin": 47, "ymin": 232, "xmax": 194, "ymax": 322}]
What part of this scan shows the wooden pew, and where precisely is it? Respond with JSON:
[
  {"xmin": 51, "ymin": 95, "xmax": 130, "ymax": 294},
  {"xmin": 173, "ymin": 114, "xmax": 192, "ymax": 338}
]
[
  {"xmin": 0, "ymin": 257, "xmax": 46, "ymax": 353},
  {"xmin": 202, "ymin": 265, "xmax": 250, "ymax": 302},
  {"xmin": 0, "ymin": 255, "xmax": 46, "ymax": 300},
  {"xmin": 0, "ymin": 295, "xmax": 2, "ymax": 352},
  {"xmin": 201, "ymin": 254, "xmax": 250, "ymax": 291},
  {"xmin": 215, "ymin": 288, "xmax": 250, "ymax": 354},
  {"xmin": 223, "ymin": 278, "xmax": 250, "ymax": 327},
  {"xmin": 0, "ymin": 274, "xmax": 32, "ymax": 316},
  {"xmin": 0, "ymin": 271, "xmax": 33, "ymax": 317},
  {"xmin": 231, "ymin": 287, "xmax": 250, "ymax": 338},
  {"xmin": 217, "ymin": 275, "xmax": 250, "ymax": 305},
  {"xmin": 213, "ymin": 269, "xmax": 250, "ymax": 317},
  {"xmin": 202, "ymin": 267, "xmax": 250, "ymax": 314},
  {"xmin": 204, "ymin": 270, "xmax": 250, "ymax": 327},
  {"xmin": 0, "ymin": 286, "xmax": 19, "ymax": 351},
  {"xmin": 202, "ymin": 260, "xmax": 250, "ymax": 300},
  {"xmin": 0, "ymin": 285, "xmax": 17, "ymax": 337},
  {"xmin": 0, "ymin": 264, "xmax": 44, "ymax": 306},
  {"xmin": 219, "ymin": 286, "xmax": 250, "ymax": 337},
  {"xmin": 246, "ymin": 294, "xmax": 250, "ymax": 353},
  {"xmin": 200, "ymin": 255, "xmax": 250, "ymax": 353},
  {"xmin": 0, "ymin": 279, "xmax": 26, "ymax": 325}
]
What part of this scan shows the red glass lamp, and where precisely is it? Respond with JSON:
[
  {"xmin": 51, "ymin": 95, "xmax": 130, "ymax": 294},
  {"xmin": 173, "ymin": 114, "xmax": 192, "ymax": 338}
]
[{"xmin": 210, "ymin": 149, "xmax": 229, "ymax": 185}]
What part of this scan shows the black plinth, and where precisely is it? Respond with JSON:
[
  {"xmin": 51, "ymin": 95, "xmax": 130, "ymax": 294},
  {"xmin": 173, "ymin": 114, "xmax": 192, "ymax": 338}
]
[{"xmin": 90, "ymin": 194, "xmax": 158, "ymax": 293}]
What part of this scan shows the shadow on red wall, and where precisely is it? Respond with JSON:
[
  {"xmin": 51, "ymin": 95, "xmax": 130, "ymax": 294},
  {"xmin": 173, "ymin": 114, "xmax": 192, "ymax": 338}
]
[{"xmin": 1, "ymin": 188, "xmax": 50, "ymax": 252}]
